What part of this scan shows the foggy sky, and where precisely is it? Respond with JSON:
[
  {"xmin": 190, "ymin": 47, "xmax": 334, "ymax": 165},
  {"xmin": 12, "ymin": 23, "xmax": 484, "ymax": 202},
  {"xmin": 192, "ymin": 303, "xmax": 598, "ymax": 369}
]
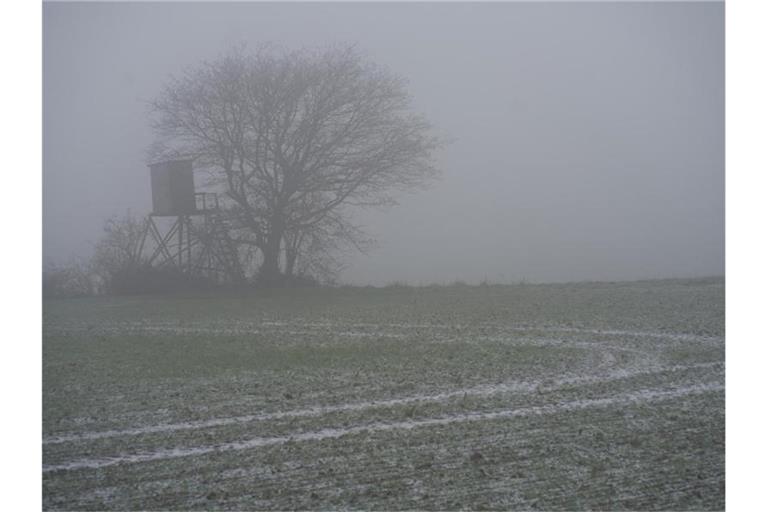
[{"xmin": 43, "ymin": 1, "xmax": 724, "ymax": 285}]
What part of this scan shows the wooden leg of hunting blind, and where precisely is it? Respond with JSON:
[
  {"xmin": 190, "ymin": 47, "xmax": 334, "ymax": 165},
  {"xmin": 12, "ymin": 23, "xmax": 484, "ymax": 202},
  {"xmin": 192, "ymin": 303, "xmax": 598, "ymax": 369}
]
[
  {"xmin": 178, "ymin": 215, "xmax": 183, "ymax": 268},
  {"xmin": 137, "ymin": 208, "xmax": 243, "ymax": 282},
  {"xmin": 135, "ymin": 217, "xmax": 149, "ymax": 263},
  {"xmin": 186, "ymin": 216, "xmax": 192, "ymax": 272},
  {"xmin": 147, "ymin": 216, "xmax": 179, "ymax": 267}
]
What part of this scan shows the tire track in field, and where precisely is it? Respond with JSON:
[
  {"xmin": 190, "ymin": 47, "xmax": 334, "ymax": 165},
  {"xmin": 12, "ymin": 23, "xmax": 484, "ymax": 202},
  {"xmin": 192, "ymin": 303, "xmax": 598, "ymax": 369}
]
[
  {"xmin": 42, "ymin": 381, "xmax": 723, "ymax": 473},
  {"xmin": 43, "ymin": 361, "xmax": 721, "ymax": 445}
]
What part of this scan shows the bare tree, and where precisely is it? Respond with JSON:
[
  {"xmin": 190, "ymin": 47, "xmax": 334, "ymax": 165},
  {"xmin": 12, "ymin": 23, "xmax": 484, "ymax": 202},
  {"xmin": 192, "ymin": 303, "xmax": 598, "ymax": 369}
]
[
  {"xmin": 43, "ymin": 259, "xmax": 94, "ymax": 298},
  {"xmin": 44, "ymin": 212, "xmax": 146, "ymax": 298},
  {"xmin": 150, "ymin": 45, "xmax": 439, "ymax": 283},
  {"xmin": 284, "ymin": 211, "xmax": 373, "ymax": 284},
  {"xmin": 91, "ymin": 211, "xmax": 146, "ymax": 282}
]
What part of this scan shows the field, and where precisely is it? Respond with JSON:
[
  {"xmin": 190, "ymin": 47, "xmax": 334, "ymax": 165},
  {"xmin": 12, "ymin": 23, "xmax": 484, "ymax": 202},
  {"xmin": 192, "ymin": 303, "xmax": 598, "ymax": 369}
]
[{"xmin": 43, "ymin": 278, "xmax": 725, "ymax": 510}]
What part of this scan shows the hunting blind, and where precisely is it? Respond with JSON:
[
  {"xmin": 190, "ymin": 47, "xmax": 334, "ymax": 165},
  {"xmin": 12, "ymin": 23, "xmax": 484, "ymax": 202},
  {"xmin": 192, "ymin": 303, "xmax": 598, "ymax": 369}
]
[{"xmin": 134, "ymin": 159, "xmax": 243, "ymax": 283}]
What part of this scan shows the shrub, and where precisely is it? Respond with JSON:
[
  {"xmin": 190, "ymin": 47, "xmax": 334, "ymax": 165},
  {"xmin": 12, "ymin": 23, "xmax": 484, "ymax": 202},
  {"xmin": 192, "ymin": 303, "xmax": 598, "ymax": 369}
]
[
  {"xmin": 106, "ymin": 265, "xmax": 216, "ymax": 295},
  {"xmin": 43, "ymin": 262, "xmax": 94, "ymax": 298}
]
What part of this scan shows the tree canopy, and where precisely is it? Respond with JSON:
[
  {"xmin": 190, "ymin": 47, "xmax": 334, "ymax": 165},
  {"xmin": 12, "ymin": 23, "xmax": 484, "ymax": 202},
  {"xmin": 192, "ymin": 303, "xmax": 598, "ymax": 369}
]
[{"xmin": 150, "ymin": 45, "xmax": 440, "ymax": 283}]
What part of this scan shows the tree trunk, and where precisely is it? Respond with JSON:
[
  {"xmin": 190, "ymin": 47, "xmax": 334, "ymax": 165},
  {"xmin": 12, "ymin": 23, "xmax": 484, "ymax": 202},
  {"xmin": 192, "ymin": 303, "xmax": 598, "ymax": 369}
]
[
  {"xmin": 259, "ymin": 219, "xmax": 284, "ymax": 284},
  {"xmin": 285, "ymin": 250, "xmax": 297, "ymax": 278},
  {"xmin": 259, "ymin": 243, "xmax": 281, "ymax": 284}
]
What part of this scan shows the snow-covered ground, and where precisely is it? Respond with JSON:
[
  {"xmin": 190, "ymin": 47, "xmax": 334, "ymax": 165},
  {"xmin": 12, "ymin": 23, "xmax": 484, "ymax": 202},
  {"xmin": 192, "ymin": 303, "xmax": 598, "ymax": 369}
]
[{"xmin": 42, "ymin": 278, "xmax": 725, "ymax": 510}]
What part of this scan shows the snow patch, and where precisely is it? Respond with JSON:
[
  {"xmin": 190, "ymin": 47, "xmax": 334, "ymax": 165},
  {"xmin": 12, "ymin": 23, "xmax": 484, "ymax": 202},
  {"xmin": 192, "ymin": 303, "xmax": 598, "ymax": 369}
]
[
  {"xmin": 43, "ymin": 381, "xmax": 723, "ymax": 473},
  {"xmin": 44, "ymin": 362, "xmax": 721, "ymax": 445}
]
